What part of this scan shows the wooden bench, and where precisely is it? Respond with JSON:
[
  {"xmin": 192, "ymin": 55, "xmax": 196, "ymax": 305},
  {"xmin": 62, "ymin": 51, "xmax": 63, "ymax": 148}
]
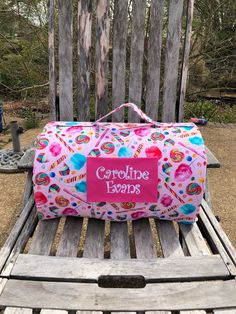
[
  {"xmin": 0, "ymin": 158, "xmax": 236, "ymax": 312},
  {"xmin": 0, "ymin": 0, "xmax": 235, "ymax": 312}
]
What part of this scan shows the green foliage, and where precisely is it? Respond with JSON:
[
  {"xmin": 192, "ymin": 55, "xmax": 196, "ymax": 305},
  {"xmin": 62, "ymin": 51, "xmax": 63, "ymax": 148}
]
[
  {"xmin": 189, "ymin": 0, "xmax": 236, "ymax": 91},
  {"xmin": 23, "ymin": 109, "xmax": 40, "ymax": 130},
  {"xmin": 0, "ymin": 0, "xmax": 235, "ymax": 119},
  {"xmin": 184, "ymin": 101, "xmax": 236, "ymax": 123},
  {"xmin": 0, "ymin": 0, "xmax": 48, "ymax": 98}
]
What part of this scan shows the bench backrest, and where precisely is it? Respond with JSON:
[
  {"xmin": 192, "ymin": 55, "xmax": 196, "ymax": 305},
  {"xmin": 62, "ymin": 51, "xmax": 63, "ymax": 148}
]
[{"xmin": 49, "ymin": 0, "xmax": 193, "ymax": 123}]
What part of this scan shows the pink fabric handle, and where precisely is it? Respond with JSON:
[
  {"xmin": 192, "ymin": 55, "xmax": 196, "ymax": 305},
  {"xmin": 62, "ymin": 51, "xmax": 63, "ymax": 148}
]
[{"xmin": 93, "ymin": 103, "xmax": 160, "ymax": 126}]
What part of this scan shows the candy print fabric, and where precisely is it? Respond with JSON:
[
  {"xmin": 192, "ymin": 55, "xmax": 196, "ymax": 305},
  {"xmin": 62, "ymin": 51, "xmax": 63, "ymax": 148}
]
[{"xmin": 33, "ymin": 120, "xmax": 206, "ymax": 222}]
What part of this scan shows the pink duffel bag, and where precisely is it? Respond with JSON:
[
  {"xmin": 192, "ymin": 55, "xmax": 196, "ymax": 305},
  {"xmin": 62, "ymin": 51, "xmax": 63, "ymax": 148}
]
[{"xmin": 33, "ymin": 103, "xmax": 206, "ymax": 222}]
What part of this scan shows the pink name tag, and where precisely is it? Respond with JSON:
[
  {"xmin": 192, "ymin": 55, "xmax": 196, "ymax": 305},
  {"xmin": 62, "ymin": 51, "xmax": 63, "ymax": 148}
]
[{"xmin": 87, "ymin": 157, "xmax": 158, "ymax": 202}]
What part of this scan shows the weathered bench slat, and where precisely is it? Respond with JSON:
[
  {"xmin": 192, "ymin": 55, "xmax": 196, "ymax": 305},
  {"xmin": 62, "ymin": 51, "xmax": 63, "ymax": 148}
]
[
  {"xmin": 22, "ymin": 169, "xmax": 33, "ymax": 207},
  {"xmin": 155, "ymin": 220, "xmax": 184, "ymax": 257},
  {"xmin": 112, "ymin": 0, "xmax": 128, "ymax": 122},
  {"xmin": 110, "ymin": 222, "xmax": 130, "ymax": 259},
  {"xmin": 178, "ymin": 221, "xmax": 209, "ymax": 314},
  {"xmin": 0, "ymin": 194, "xmax": 35, "ymax": 273},
  {"xmin": 133, "ymin": 219, "xmax": 156, "ymax": 259},
  {"xmin": 56, "ymin": 217, "xmax": 83, "ymax": 257},
  {"xmin": 1, "ymin": 206, "xmax": 37, "ymax": 277},
  {"xmin": 78, "ymin": 0, "xmax": 92, "ymax": 121},
  {"xmin": 179, "ymin": 222, "xmax": 211, "ymax": 256},
  {"xmin": 95, "ymin": 0, "xmax": 110, "ymax": 119},
  {"xmin": 111, "ymin": 313, "xmax": 136, "ymax": 314},
  {"xmin": 162, "ymin": 0, "xmax": 184, "ymax": 122},
  {"xmin": 0, "ymin": 278, "xmax": 7, "ymax": 297},
  {"xmin": 198, "ymin": 209, "xmax": 236, "ymax": 275},
  {"xmin": 40, "ymin": 310, "xmax": 68, "ymax": 314},
  {"xmin": 205, "ymin": 146, "xmax": 220, "ymax": 168},
  {"xmin": 204, "ymin": 175, "xmax": 212, "ymax": 208},
  {"xmin": 58, "ymin": 0, "xmax": 73, "ymax": 121},
  {"xmin": 201, "ymin": 199, "xmax": 236, "ymax": 263},
  {"xmin": 146, "ymin": 312, "xmax": 171, "ymax": 314},
  {"xmin": 4, "ymin": 308, "xmax": 32, "ymax": 314},
  {"xmin": 178, "ymin": 0, "xmax": 194, "ymax": 122},
  {"xmin": 11, "ymin": 254, "xmax": 229, "ymax": 282},
  {"xmin": 213, "ymin": 310, "xmax": 236, "ymax": 314},
  {"xmin": 76, "ymin": 312, "xmax": 102, "ymax": 314},
  {"xmin": 48, "ymin": 0, "xmax": 56, "ymax": 121},
  {"xmin": 29, "ymin": 219, "xmax": 59, "ymax": 256},
  {"xmin": 128, "ymin": 0, "xmax": 146, "ymax": 122},
  {"xmin": 83, "ymin": 219, "xmax": 105, "ymax": 258},
  {"xmin": 111, "ymin": 312, "xmax": 136, "ymax": 314},
  {"xmin": 180, "ymin": 311, "xmax": 206, "ymax": 314},
  {"xmin": 1, "ymin": 279, "xmax": 236, "ymax": 310},
  {"xmin": 145, "ymin": 0, "xmax": 164, "ymax": 119}
]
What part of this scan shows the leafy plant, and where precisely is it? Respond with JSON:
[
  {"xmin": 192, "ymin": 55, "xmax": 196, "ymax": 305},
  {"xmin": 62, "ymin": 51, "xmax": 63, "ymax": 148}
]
[
  {"xmin": 23, "ymin": 109, "xmax": 40, "ymax": 129},
  {"xmin": 184, "ymin": 101, "xmax": 236, "ymax": 123}
]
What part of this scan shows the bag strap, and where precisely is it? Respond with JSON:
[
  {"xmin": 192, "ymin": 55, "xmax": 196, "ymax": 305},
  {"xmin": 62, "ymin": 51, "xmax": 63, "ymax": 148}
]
[{"xmin": 93, "ymin": 103, "xmax": 161, "ymax": 126}]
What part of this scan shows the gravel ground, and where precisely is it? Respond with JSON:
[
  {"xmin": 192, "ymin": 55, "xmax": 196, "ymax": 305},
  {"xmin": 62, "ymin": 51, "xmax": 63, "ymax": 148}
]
[
  {"xmin": 0, "ymin": 121, "xmax": 235, "ymax": 248},
  {"xmin": 201, "ymin": 126, "xmax": 236, "ymax": 246},
  {"xmin": 0, "ymin": 118, "xmax": 44, "ymax": 248}
]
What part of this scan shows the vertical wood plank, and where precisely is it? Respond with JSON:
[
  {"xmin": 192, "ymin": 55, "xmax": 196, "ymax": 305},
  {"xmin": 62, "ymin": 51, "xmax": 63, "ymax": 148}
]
[
  {"xmin": 162, "ymin": 0, "xmax": 184, "ymax": 122},
  {"xmin": 22, "ymin": 169, "xmax": 33, "ymax": 207},
  {"xmin": 95, "ymin": 0, "xmax": 110, "ymax": 119},
  {"xmin": 110, "ymin": 222, "xmax": 130, "ymax": 259},
  {"xmin": 155, "ymin": 220, "xmax": 184, "ymax": 257},
  {"xmin": 58, "ymin": 0, "xmax": 73, "ymax": 121},
  {"xmin": 29, "ymin": 220, "xmax": 60, "ymax": 255},
  {"xmin": 83, "ymin": 219, "xmax": 105, "ymax": 258},
  {"xmin": 56, "ymin": 217, "xmax": 83, "ymax": 257},
  {"xmin": 178, "ymin": 0, "xmax": 195, "ymax": 122},
  {"xmin": 133, "ymin": 219, "xmax": 156, "ymax": 258},
  {"xmin": 204, "ymin": 174, "xmax": 213, "ymax": 208},
  {"xmin": 179, "ymin": 222, "xmax": 211, "ymax": 256},
  {"xmin": 128, "ymin": 0, "xmax": 146, "ymax": 122},
  {"xmin": 112, "ymin": 0, "xmax": 129, "ymax": 122},
  {"xmin": 48, "ymin": 0, "xmax": 56, "ymax": 121},
  {"xmin": 78, "ymin": 0, "xmax": 92, "ymax": 121},
  {"xmin": 146, "ymin": 0, "xmax": 164, "ymax": 120}
]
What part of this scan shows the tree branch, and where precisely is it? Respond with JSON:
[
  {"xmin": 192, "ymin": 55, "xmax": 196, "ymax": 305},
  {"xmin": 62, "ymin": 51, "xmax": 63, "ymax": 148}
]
[{"xmin": 0, "ymin": 82, "xmax": 49, "ymax": 93}]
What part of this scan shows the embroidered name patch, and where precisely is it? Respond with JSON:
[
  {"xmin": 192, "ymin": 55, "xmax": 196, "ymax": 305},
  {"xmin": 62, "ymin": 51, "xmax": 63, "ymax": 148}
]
[{"xmin": 87, "ymin": 157, "xmax": 158, "ymax": 202}]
